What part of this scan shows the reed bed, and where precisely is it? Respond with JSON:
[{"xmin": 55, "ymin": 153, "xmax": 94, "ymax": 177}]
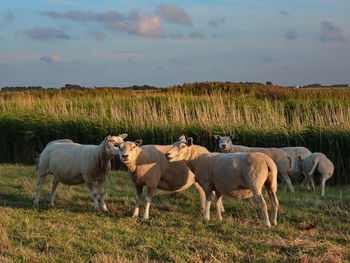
[{"xmin": 1, "ymin": 84, "xmax": 350, "ymax": 184}]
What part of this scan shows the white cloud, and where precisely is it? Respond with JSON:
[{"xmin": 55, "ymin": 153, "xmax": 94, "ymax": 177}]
[
  {"xmin": 41, "ymin": 10, "xmax": 165, "ymax": 38},
  {"xmin": 156, "ymin": 4, "xmax": 192, "ymax": 26},
  {"xmin": 19, "ymin": 27, "xmax": 70, "ymax": 40}
]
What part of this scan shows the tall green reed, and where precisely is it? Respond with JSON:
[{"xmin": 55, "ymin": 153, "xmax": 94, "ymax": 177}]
[{"xmin": 1, "ymin": 86, "xmax": 350, "ymax": 183}]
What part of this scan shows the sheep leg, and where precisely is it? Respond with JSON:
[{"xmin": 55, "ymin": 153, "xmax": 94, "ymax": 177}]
[
  {"xmin": 255, "ymin": 193, "xmax": 271, "ymax": 227},
  {"xmin": 48, "ymin": 178, "xmax": 59, "ymax": 206},
  {"xmin": 211, "ymin": 191, "xmax": 225, "ymax": 213},
  {"xmin": 281, "ymin": 182, "xmax": 287, "ymax": 192},
  {"xmin": 300, "ymin": 176, "xmax": 308, "ymax": 186},
  {"xmin": 300, "ymin": 176, "xmax": 312, "ymax": 190},
  {"xmin": 133, "ymin": 185, "xmax": 143, "ymax": 218},
  {"xmin": 213, "ymin": 191, "xmax": 225, "ymax": 213},
  {"xmin": 215, "ymin": 191, "xmax": 223, "ymax": 221},
  {"xmin": 306, "ymin": 179, "xmax": 312, "ymax": 190},
  {"xmin": 219, "ymin": 199, "xmax": 225, "ymax": 213},
  {"xmin": 193, "ymin": 182, "xmax": 206, "ymax": 215},
  {"xmin": 87, "ymin": 183, "xmax": 99, "ymax": 211},
  {"xmin": 320, "ymin": 177, "xmax": 326, "ymax": 196},
  {"xmin": 280, "ymin": 173, "xmax": 295, "ymax": 192},
  {"xmin": 143, "ymin": 186, "xmax": 155, "ymax": 221},
  {"xmin": 204, "ymin": 192, "xmax": 212, "ymax": 221},
  {"xmin": 33, "ymin": 172, "xmax": 49, "ymax": 206},
  {"xmin": 97, "ymin": 180, "xmax": 108, "ymax": 211},
  {"xmin": 267, "ymin": 189, "xmax": 279, "ymax": 226},
  {"xmin": 309, "ymin": 176, "xmax": 315, "ymax": 191}
]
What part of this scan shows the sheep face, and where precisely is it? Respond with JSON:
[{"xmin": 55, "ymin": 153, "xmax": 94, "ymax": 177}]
[
  {"xmin": 117, "ymin": 140, "xmax": 142, "ymax": 164},
  {"xmin": 166, "ymin": 136, "xmax": 193, "ymax": 162},
  {"xmin": 215, "ymin": 135, "xmax": 234, "ymax": 153},
  {"xmin": 292, "ymin": 156, "xmax": 304, "ymax": 176},
  {"xmin": 108, "ymin": 134, "xmax": 128, "ymax": 145},
  {"xmin": 104, "ymin": 136, "xmax": 123, "ymax": 156}
]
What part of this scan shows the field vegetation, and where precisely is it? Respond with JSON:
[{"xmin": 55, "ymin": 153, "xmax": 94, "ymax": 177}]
[
  {"xmin": 1, "ymin": 82, "xmax": 350, "ymax": 183},
  {"xmin": 1, "ymin": 83, "xmax": 350, "ymax": 262},
  {"xmin": 0, "ymin": 164, "xmax": 349, "ymax": 262}
]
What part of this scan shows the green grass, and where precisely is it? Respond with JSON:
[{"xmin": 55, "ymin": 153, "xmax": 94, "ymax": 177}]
[{"xmin": 1, "ymin": 164, "xmax": 349, "ymax": 263}]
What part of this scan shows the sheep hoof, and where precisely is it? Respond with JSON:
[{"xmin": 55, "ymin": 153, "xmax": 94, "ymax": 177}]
[{"xmin": 100, "ymin": 204, "xmax": 108, "ymax": 211}]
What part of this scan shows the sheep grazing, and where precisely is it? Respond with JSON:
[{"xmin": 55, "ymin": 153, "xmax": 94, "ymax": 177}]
[
  {"xmin": 33, "ymin": 134, "xmax": 128, "ymax": 210},
  {"xmin": 281, "ymin": 146, "xmax": 312, "ymax": 188},
  {"xmin": 214, "ymin": 135, "xmax": 294, "ymax": 192},
  {"xmin": 292, "ymin": 153, "xmax": 334, "ymax": 196},
  {"xmin": 117, "ymin": 140, "xmax": 221, "ymax": 221},
  {"xmin": 166, "ymin": 136, "xmax": 279, "ymax": 227}
]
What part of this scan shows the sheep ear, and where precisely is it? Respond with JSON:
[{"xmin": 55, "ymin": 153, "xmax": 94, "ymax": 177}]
[
  {"xmin": 213, "ymin": 135, "xmax": 220, "ymax": 141},
  {"xmin": 118, "ymin": 133, "xmax": 128, "ymax": 139},
  {"xmin": 229, "ymin": 135, "xmax": 235, "ymax": 141},
  {"xmin": 187, "ymin": 137, "xmax": 193, "ymax": 146},
  {"xmin": 105, "ymin": 135, "xmax": 111, "ymax": 141},
  {"xmin": 135, "ymin": 139, "xmax": 142, "ymax": 147},
  {"xmin": 179, "ymin": 135, "xmax": 186, "ymax": 142}
]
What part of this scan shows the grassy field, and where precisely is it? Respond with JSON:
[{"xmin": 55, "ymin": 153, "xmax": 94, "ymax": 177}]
[{"xmin": 0, "ymin": 164, "xmax": 349, "ymax": 263}]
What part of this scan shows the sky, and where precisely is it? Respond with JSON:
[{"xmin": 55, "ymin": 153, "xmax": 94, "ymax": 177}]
[{"xmin": 0, "ymin": 0, "xmax": 349, "ymax": 88}]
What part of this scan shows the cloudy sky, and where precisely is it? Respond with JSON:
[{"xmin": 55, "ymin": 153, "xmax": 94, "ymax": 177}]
[{"xmin": 0, "ymin": 0, "xmax": 349, "ymax": 87}]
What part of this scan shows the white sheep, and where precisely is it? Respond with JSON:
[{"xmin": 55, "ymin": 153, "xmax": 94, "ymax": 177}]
[
  {"xmin": 166, "ymin": 136, "xmax": 279, "ymax": 227},
  {"xmin": 281, "ymin": 146, "xmax": 313, "ymax": 189},
  {"xmin": 33, "ymin": 134, "xmax": 127, "ymax": 210},
  {"xmin": 292, "ymin": 152, "xmax": 334, "ymax": 196},
  {"xmin": 214, "ymin": 135, "xmax": 294, "ymax": 192},
  {"xmin": 117, "ymin": 140, "xmax": 223, "ymax": 220}
]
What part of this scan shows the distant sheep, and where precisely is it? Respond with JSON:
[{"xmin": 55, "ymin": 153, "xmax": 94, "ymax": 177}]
[
  {"xmin": 33, "ymin": 134, "xmax": 127, "ymax": 210},
  {"xmin": 166, "ymin": 136, "xmax": 279, "ymax": 227},
  {"xmin": 292, "ymin": 152, "xmax": 334, "ymax": 196},
  {"xmin": 214, "ymin": 135, "xmax": 294, "ymax": 192},
  {"xmin": 117, "ymin": 140, "xmax": 223, "ymax": 220},
  {"xmin": 281, "ymin": 146, "xmax": 312, "ymax": 188}
]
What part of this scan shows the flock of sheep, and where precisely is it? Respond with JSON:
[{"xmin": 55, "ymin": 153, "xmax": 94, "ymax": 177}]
[{"xmin": 33, "ymin": 133, "xmax": 334, "ymax": 227}]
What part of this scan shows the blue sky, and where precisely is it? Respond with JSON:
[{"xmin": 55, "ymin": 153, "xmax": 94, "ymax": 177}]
[{"xmin": 0, "ymin": 0, "xmax": 349, "ymax": 87}]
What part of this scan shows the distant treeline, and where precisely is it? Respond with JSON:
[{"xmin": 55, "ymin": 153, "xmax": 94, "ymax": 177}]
[
  {"xmin": 1, "ymin": 86, "xmax": 44, "ymax": 92},
  {"xmin": 0, "ymin": 84, "xmax": 160, "ymax": 92},
  {"xmin": 2, "ymin": 81, "xmax": 349, "ymax": 93}
]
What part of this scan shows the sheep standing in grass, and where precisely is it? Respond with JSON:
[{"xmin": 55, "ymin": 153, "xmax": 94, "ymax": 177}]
[
  {"xmin": 117, "ymin": 140, "xmax": 221, "ymax": 220},
  {"xmin": 292, "ymin": 153, "xmax": 334, "ymax": 196},
  {"xmin": 214, "ymin": 135, "xmax": 294, "ymax": 192},
  {"xmin": 34, "ymin": 134, "xmax": 127, "ymax": 210},
  {"xmin": 166, "ymin": 136, "xmax": 279, "ymax": 227},
  {"xmin": 281, "ymin": 146, "xmax": 312, "ymax": 188}
]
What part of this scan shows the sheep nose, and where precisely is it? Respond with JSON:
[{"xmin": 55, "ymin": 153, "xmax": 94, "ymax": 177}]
[{"xmin": 122, "ymin": 154, "xmax": 129, "ymax": 158}]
